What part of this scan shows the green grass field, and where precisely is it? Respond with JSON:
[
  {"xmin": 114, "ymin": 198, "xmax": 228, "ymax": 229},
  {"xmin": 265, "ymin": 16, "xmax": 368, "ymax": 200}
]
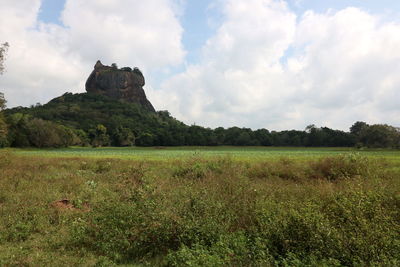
[
  {"xmin": 11, "ymin": 146, "xmax": 400, "ymax": 161},
  {"xmin": 1, "ymin": 147, "xmax": 399, "ymax": 266}
]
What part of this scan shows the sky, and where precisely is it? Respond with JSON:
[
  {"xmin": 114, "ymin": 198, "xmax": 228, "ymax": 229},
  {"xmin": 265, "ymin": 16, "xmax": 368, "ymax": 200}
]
[{"xmin": 1, "ymin": 0, "xmax": 400, "ymax": 131}]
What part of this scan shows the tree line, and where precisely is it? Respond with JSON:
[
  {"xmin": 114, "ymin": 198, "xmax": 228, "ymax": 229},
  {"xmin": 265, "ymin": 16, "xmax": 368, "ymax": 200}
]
[{"xmin": 0, "ymin": 92, "xmax": 399, "ymax": 149}]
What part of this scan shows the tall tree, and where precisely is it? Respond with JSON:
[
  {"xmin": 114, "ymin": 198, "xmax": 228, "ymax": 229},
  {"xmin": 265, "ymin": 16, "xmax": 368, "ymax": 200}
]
[
  {"xmin": 89, "ymin": 124, "xmax": 110, "ymax": 147},
  {"xmin": 350, "ymin": 121, "xmax": 369, "ymax": 136}
]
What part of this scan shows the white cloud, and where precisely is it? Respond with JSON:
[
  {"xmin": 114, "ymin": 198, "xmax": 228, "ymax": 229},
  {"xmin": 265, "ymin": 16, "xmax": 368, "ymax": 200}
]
[
  {"xmin": 154, "ymin": 1, "xmax": 400, "ymax": 130},
  {"xmin": 288, "ymin": 8, "xmax": 400, "ymax": 129},
  {"xmin": 0, "ymin": 0, "xmax": 84, "ymax": 107},
  {"xmin": 0, "ymin": 0, "xmax": 185, "ymax": 108},
  {"xmin": 61, "ymin": 0, "xmax": 185, "ymax": 69},
  {"xmin": 152, "ymin": 0, "xmax": 297, "ymax": 128}
]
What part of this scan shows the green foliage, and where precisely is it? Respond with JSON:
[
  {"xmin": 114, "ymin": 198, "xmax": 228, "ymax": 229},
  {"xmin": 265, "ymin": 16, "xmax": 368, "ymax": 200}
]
[
  {"xmin": 166, "ymin": 232, "xmax": 274, "ymax": 266},
  {"xmin": 4, "ymin": 113, "xmax": 82, "ymax": 147},
  {"xmin": 89, "ymin": 124, "xmax": 110, "ymax": 147},
  {"xmin": 360, "ymin": 124, "xmax": 400, "ymax": 148},
  {"xmin": 120, "ymin": 67, "xmax": 132, "ymax": 72},
  {"xmin": 350, "ymin": 121, "xmax": 369, "ymax": 136},
  {"xmin": 351, "ymin": 121, "xmax": 400, "ymax": 148},
  {"xmin": 0, "ymin": 116, "xmax": 7, "ymax": 148},
  {"xmin": 26, "ymin": 118, "xmax": 78, "ymax": 148},
  {"xmin": 5, "ymin": 93, "xmax": 188, "ymax": 147},
  {"xmin": 113, "ymin": 126, "xmax": 135, "ymax": 146},
  {"xmin": 136, "ymin": 132, "xmax": 155, "ymax": 146},
  {"xmin": 172, "ymin": 157, "xmax": 228, "ymax": 179},
  {"xmin": 256, "ymin": 189, "xmax": 400, "ymax": 266},
  {"xmin": 6, "ymin": 113, "xmax": 31, "ymax": 147},
  {"xmin": 166, "ymin": 244, "xmax": 227, "ymax": 267}
]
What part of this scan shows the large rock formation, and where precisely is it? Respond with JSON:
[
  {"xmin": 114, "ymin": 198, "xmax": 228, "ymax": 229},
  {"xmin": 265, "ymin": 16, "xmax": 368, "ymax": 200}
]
[{"xmin": 85, "ymin": 60, "xmax": 155, "ymax": 112}]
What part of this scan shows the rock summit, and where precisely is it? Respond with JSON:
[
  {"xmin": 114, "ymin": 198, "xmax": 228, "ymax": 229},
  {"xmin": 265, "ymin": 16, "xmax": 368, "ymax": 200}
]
[{"xmin": 85, "ymin": 60, "xmax": 155, "ymax": 112}]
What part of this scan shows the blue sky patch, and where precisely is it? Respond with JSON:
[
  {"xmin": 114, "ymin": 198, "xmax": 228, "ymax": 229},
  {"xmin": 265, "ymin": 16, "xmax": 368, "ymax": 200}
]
[{"xmin": 38, "ymin": 0, "xmax": 66, "ymax": 25}]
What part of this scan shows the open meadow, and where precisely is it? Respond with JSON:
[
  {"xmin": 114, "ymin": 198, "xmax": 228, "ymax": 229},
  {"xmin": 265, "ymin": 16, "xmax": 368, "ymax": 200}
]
[
  {"xmin": 0, "ymin": 147, "xmax": 399, "ymax": 266},
  {"xmin": 12, "ymin": 146, "xmax": 400, "ymax": 161}
]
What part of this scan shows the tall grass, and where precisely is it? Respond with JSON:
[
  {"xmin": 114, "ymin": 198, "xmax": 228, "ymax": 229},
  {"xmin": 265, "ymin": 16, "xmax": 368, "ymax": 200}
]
[{"xmin": 0, "ymin": 151, "xmax": 399, "ymax": 266}]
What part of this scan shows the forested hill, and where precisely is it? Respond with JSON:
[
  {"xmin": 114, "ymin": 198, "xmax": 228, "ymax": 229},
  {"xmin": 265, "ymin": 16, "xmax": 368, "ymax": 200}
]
[
  {"xmin": 4, "ymin": 92, "xmax": 186, "ymax": 147},
  {"xmin": 23, "ymin": 92, "xmax": 179, "ymax": 139},
  {"xmin": 3, "ymin": 92, "xmax": 399, "ymax": 148}
]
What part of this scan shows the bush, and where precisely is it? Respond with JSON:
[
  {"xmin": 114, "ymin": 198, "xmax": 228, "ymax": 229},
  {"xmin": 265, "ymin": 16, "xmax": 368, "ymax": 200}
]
[
  {"xmin": 254, "ymin": 189, "xmax": 400, "ymax": 266},
  {"xmin": 309, "ymin": 153, "xmax": 373, "ymax": 181},
  {"xmin": 70, "ymin": 184, "xmax": 182, "ymax": 263}
]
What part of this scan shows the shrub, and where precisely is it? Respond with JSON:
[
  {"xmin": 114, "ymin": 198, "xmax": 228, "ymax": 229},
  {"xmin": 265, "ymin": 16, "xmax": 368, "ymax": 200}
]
[
  {"xmin": 166, "ymin": 232, "xmax": 274, "ymax": 266},
  {"xmin": 254, "ymin": 189, "xmax": 400, "ymax": 266},
  {"xmin": 172, "ymin": 157, "xmax": 230, "ymax": 180},
  {"xmin": 309, "ymin": 153, "xmax": 373, "ymax": 181},
  {"xmin": 70, "ymin": 184, "xmax": 182, "ymax": 263}
]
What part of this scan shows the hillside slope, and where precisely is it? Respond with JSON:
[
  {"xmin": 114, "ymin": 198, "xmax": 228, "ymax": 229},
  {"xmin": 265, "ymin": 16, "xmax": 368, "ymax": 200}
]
[{"xmin": 5, "ymin": 92, "xmax": 188, "ymax": 146}]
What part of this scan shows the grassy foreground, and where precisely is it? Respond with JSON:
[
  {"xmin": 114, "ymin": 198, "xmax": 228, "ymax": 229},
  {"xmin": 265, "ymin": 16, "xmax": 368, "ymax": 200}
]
[{"xmin": 0, "ymin": 149, "xmax": 399, "ymax": 266}]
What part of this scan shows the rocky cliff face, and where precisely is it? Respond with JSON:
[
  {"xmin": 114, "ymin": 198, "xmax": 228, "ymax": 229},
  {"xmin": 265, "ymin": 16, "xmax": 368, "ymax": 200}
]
[{"xmin": 85, "ymin": 61, "xmax": 155, "ymax": 112}]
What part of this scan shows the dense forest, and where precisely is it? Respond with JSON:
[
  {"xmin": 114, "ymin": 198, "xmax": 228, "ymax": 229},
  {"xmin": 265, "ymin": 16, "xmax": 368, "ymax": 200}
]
[{"xmin": 0, "ymin": 92, "xmax": 399, "ymax": 148}]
